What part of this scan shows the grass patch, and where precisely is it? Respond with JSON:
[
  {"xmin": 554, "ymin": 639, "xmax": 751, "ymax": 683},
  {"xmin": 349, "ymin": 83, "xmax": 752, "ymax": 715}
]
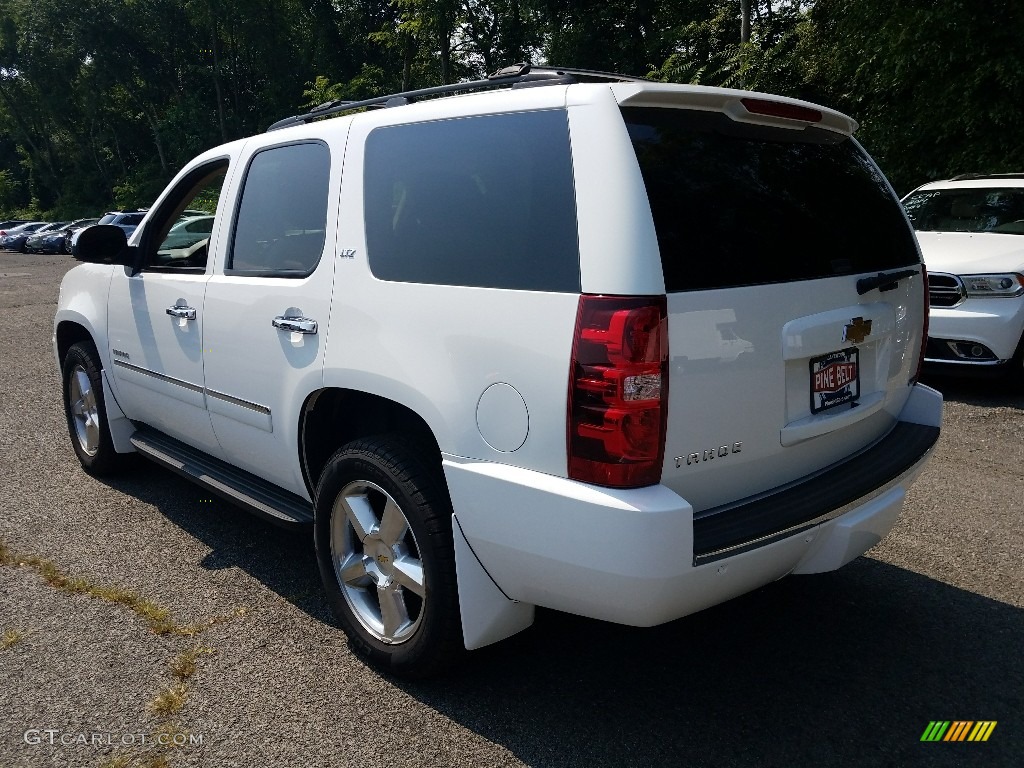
[
  {"xmin": 169, "ymin": 646, "xmax": 214, "ymax": 681},
  {"xmin": 0, "ymin": 536, "xmax": 244, "ymax": 767},
  {"xmin": 0, "ymin": 537, "xmax": 179, "ymax": 634},
  {"xmin": 1, "ymin": 629, "xmax": 23, "ymax": 649},
  {"xmin": 150, "ymin": 684, "xmax": 188, "ymax": 717},
  {"xmin": 0, "ymin": 537, "xmax": 248, "ymax": 638}
]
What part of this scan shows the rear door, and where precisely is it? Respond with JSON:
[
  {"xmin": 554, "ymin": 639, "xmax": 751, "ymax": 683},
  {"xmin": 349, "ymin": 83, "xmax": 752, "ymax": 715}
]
[{"xmin": 619, "ymin": 102, "xmax": 925, "ymax": 512}]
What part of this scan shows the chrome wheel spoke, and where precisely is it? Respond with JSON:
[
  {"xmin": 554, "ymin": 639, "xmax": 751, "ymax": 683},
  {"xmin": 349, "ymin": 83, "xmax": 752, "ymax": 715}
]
[
  {"xmin": 84, "ymin": 418, "xmax": 100, "ymax": 451},
  {"xmin": 378, "ymin": 587, "xmax": 411, "ymax": 641},
  {"xmin": 377, "ymin": 498, "xmax": 408, "ymax": 546},
  {"xmin": 392, "ymin": 555, "xmax": 425, "ymax": 597},
  {"xmin": 338, "ymin": 553, "xmax": 370, "ymax": 587},
  {"xmin": 69, "ymin": 366, "xmax": 100, "ymax": 456},
  {"xmin": 77, "ymin": 376, "xmax": 93, "ymax": 404},
  {"xmin": 341, "ymin": 492, "xmax": 377, "ymax": 541}
]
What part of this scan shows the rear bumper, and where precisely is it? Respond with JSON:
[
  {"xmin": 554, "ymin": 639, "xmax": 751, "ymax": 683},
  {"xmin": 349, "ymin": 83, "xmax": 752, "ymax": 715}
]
[{"xmin": 444, "ymin": 383, "xmax": 942, "ymax": 627}]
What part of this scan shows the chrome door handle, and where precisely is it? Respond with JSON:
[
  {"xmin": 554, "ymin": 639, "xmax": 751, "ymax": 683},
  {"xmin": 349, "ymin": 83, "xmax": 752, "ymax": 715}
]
[
  {"xmin": 272, "ymin": 316, "xmax": 318, "ymax": 334},
  {"xmin": 166, "ymin": 305, "xmax": 197, "ymax": 320}
]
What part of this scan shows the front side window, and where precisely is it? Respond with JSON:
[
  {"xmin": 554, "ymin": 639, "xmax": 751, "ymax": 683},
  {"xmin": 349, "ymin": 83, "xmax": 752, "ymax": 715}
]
[
  {"xmin": 142, "ymin": 163, "xmax": 227, "ymax": 272},
  {"xmin": 229, "ymin": 142, "xmax": 331, "ymax": 276},
  {"xmin": 132, "ymin": 160, "xmax": 228, "ymax": 272},
  {"xmin": 903, "ymin": 188, "xmax": 1024, "ymax": 235},
  {"xmin": 363, "ymin": 110, "xmax": 580, "ymax": 291}
]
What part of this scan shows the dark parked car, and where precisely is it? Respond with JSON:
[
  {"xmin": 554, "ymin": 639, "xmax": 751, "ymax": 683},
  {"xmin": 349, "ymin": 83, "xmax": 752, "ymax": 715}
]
[
  {"xmin": 24, "ymin": 222, "xmax": 71, "ymax": 253},
  {"xmin": 0, "ymin": 222, "xmax": 49, "ymax": 251},
  {"xmin": 0, "ymin": 219, "xmax": 29, "ymax": 229},
  {"xmin": 26, "ymin": 218, "xmax": 99, "ymax": 254}
]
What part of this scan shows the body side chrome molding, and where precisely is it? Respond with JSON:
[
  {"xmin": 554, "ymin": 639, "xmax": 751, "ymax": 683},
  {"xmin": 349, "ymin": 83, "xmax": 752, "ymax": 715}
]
[
  {"xmin": 112, "ymin": 359, "xmax": 272, "ymax": 415},
  {"xmin": 205, "ymin": 388, "xmax": 272, "ymax": 415},
  {"xmin": 112, "ymin": 358, "xmax": 204, "ymax": 393}
]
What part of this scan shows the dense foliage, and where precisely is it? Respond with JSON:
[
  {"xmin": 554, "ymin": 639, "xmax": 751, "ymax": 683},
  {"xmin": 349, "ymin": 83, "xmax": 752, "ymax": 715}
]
[{"xmin": 0, "ymin": 0, "xmax": 1021, "ymax": 217}]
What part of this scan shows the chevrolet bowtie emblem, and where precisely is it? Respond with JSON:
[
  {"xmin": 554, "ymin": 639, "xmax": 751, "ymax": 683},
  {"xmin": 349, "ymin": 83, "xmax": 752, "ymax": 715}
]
[{"xmin": 844, "ymin": 317, "xmax": 872, "ymax": 345}]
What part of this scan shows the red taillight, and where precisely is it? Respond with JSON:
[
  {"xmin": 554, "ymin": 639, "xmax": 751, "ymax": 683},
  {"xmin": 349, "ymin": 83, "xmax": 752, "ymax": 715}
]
[
  {"xmin": 740, "ymin": 97, "xmax": 822, "ymax": 123},
  {"xmin": 911, "ymin": 270, "xmax": 929, "ymax": 384},
  {"xmin": 567, "ymin": 295, "xmax": 668, "ymax": 488}
]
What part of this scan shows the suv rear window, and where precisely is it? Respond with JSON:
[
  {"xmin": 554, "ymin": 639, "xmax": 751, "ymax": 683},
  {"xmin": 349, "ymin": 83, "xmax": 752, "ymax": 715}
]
[
  {"xmin": 364, "ymin": 110, "xmax": 580, "ymax": 292},
  {"xmin": 903, "ymin": 187, "xmax": 1024, "ymax": 235},
  {"xmin": 623, "ymin": 107, "xmax": 919, "ymax": 292}
]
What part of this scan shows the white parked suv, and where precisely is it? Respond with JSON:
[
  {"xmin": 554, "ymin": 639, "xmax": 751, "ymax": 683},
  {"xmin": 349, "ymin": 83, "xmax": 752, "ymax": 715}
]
[
  {"xmin": 55, "ymin": 65, "xmax": 942, "ymax": 677},
  {"xmin": 902, "ymin": 174, "xmax": 1024, "ymax": 375}
]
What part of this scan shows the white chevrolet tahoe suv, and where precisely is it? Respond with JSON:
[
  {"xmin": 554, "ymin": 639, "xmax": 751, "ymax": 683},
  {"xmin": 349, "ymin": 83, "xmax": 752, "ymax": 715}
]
[
  {"xmin": 55, "ymin": 65, "xmax": 942, "ymax": 677},
  {"xmin": 902, "ymin": 174, "xmax": 1024, "ymax": 375}
]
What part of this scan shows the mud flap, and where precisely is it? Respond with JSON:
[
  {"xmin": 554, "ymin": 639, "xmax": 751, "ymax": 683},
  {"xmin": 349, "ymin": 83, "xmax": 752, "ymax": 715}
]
[
  {"xmin": 453, "ymin": 513, "xmax": 534, "ymax": 650},
  {"xmin": 102, "ymin": 369, "xmax": 137, "ymax": 454}
]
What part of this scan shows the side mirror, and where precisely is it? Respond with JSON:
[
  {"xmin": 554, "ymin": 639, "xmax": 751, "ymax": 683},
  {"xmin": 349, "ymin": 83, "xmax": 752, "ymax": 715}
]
[{"xmin": 72, "ymin": 225, "xmax": 132, "ymax": 265}]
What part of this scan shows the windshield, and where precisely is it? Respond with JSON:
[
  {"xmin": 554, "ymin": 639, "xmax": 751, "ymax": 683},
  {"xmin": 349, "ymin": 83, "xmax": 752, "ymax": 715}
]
[{"xmin": 903, "ymin": 188, "xmax": 1024, "ymax": 235}]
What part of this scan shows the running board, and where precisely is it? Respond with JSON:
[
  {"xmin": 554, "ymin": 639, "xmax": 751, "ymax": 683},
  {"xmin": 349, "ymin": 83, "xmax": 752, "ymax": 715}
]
[{"xmin": 129, "ymin": 427, "xmax": 314, "ymax": 528}]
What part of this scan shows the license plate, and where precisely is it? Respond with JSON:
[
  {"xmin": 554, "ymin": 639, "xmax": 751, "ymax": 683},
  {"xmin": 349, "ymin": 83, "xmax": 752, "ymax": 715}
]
[{"xmin": 810, "ymin": 348, "xmax": 860, "ymax": 413}]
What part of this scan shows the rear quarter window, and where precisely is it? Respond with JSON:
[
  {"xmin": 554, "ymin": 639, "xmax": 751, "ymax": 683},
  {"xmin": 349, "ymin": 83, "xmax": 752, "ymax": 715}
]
[
  {"xmin": 623, "ymin": 107, "xmax": 920, "ymax": 292},
  {"xmin": 363, "ymin": 110, "xmax": 580, "ymax": 292}
]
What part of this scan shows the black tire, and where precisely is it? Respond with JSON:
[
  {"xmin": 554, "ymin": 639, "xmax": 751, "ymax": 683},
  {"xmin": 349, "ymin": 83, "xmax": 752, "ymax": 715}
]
[
  {"xmin": 61, "ymin": 341, "xmax": 130, "ymax": 475},
  {"xmin": 314, "ymin": 435, "xmax": 462, "ymax": 677}
]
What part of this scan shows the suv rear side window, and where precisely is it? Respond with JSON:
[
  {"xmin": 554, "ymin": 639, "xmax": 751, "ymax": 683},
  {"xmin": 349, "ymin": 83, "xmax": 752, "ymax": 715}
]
[
  {"xmin": 363, "ymin": 110, "xmax": 580, "ymax": 291},
  {"xmin": 623, "ymin": 107, "xmax": 919, "ymax": 292},
  {"xmin": 229, "ymin": 141, "xmax": 330, "ymax": 277}
]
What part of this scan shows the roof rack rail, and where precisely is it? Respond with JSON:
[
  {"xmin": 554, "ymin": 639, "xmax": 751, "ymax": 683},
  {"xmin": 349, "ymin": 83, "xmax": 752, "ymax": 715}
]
[
  {"xmin": 949, "ymin": 172, "xmax": 1024, "ymax": 181},
  {"xmin": 266, "ymin": 64, "xmax": 649, "ymax": 132}
]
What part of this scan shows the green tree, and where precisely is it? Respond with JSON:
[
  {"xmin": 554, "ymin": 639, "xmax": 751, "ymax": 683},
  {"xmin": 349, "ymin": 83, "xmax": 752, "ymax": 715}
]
[{"xmin": 810, "ymin": 0, "xmax": 1024, "ymax": 192}]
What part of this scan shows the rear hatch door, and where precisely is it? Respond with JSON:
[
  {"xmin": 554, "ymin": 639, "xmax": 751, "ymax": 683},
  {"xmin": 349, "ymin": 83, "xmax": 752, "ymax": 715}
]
[{"xmin": 619, "ymin": 99, "xmax": 925, "ymax": 514}]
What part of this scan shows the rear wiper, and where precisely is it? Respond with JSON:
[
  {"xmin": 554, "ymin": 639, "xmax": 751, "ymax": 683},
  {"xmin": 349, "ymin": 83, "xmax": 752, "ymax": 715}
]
[{"xmin": 856, "ymin": 268, "xmax": 920, "ymax": 295}]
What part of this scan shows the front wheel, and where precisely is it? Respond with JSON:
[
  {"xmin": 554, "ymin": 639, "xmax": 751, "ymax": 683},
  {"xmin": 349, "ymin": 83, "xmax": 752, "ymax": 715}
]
[
  {"xmin": 61, "ymin": 341, "xmax": 130, "ymax": 475},
  {"xmin": 314, "ymin": 436, "xmax": 462, "ymax": 677}
]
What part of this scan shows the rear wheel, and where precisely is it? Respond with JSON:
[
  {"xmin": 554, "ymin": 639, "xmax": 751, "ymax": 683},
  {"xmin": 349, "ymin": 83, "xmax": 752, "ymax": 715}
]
[{"xmin": 314, "ymin": 435, "xmax": 462, "ymax": 677}]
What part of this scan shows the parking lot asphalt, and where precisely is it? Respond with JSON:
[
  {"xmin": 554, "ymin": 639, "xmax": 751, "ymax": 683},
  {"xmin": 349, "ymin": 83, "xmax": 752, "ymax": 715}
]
[{"xmin": 1, "ymin": 250, "xmax": 1021, "ymax": 768}]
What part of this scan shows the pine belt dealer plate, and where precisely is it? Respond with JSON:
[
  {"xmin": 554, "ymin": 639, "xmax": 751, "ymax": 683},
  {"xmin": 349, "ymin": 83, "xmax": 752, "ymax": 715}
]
[{"xmin": 810, "ymin": 347, "xmax": 860, "ymax": 413}]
